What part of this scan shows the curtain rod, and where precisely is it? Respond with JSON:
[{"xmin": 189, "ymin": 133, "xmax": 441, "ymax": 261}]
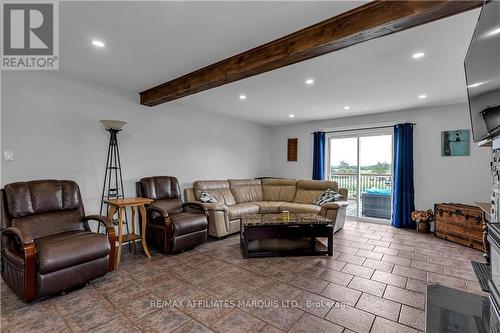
[{"xmin": 311, "ymin": 123, "xmax": 417, "ymax": 135}]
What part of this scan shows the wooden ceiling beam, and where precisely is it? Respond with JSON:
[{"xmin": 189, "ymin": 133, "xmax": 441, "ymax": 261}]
[{"xmin": 139, "ymin": 0, "xmax": 483, "ymax": 106}]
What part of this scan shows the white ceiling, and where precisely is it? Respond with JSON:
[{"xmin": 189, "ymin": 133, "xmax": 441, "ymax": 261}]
[{"xmin": 59, "ymin": 1, "xmax": 481, "ymax": 125}]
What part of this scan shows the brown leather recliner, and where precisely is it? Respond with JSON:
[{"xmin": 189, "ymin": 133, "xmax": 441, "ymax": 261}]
[
  {"xmin": 1, "ymin": 180, "xmax": 115, "ymax": 302},
  {"xmin": 136, "ymin": 176, "xmax": 208, "ymax": 253}
]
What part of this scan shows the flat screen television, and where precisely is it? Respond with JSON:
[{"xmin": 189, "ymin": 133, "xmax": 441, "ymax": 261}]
[{"xmin": 464, "ymin": 0, "xmax": 500, "ymax": 142}]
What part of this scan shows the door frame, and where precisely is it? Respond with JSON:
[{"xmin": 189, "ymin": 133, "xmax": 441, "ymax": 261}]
[{"xmin": 326, "ymin": 128, "xmax": 393, "ymax": 224}]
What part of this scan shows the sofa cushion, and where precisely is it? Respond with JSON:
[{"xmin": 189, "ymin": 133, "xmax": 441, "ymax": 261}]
[
  {"xmin": 249, "ymin": 202, "xmax": 285, "ymax": 214},
  {"xmin": 262, "ymin": 179, "xmax": 297, "ymax": 202},
  {"xmin": 228, "ymin": 203, "xmax": 260, "ymax": 220},
  {"xmin": 11, "ymin": 210, "xmax": 86, "ymax": 244},
  {"xmin": 35, "ymin": 231, "xmax": 110, "ymax": 274},
  {"xmin": 229, "ymin": 179, "xmax": 263, "ymax": 203},
  {"xmin": 293, "ymin": 180, "xmax": 339, "ymax": 204},
  {"xmin": 279, "ymin": 202, "xmax": 321, "ymax": 214},
  {"xmin": 171, "ymin": 212, "xmax": 208, "ymax": 236},
  {"xmin": 194, "ymin": 180, "xmax": 236, "ymax": 206}
]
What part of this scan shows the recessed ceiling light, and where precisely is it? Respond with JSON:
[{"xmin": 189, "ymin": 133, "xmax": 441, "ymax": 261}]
[
  {"xmin": 92, "ymin": 40, "xmax": 105, "ymax": 48},
  {"xmin": 412, "ymin": 51, "xmax": 425, "ymax": 59},
  {"xmin": 289, "ymin": 114, "xmax": 295, "ymax": 118},
  {"xmin": 468, "ymin": 81, "xmax": 485, "ymax": 88},
  {"xmin": 344, "ymin": 106, "xmax": 350, "ymax": 110},
  {"xmin": 239, "ymin": 94, "xmax": 246, "ymax": 100},
  {"xmin": 418, "ymin": 94, "xmax": 427, "ymax": 99},
  {"xmin": 485, "ymin": 26, "xmax": 500, "ymax": 38},
  {"xmin": 305, "ymin": 78, "xmax": 315, "ymax": 85}
]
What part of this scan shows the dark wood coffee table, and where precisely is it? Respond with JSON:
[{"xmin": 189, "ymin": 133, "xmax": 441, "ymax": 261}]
[{"xmin": 240, "ymin": 213, "xmax": 334, "ymax": 258}]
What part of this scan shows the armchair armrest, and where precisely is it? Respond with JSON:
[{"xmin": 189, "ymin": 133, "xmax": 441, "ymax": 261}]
[
  {"xmin": 83, "ymin": 214, "xmax": 113, "ymax": 229},
  {"xmin": 183, "ymin": 202, "xmax": 209, "ymax": 217},
  {"xmin": 187, "ymin": 201, "xmax": 229, "ymax": 237},
  {"xmin": 146, "ymin": 205, "xmax": 173, "ymax": 226},
  {"xmin": 146, "ymin": 205, "xmax": 170, "ymax": 221},
  {"xmin": 183, "ymin": 202, "xmax": 205, "ymax": 210},
  {"xmin": 147, "ymin": 205, "xmax": 169, "ymax": 218},
  {"xmin": 2, "ymin": 226, "xmax": 33, "ymax": 245},
  {"xmin": 2, "ymin": 226, "xmax": 37, "ymax": 301},
  {"xmin": 82, "ymin": 215, "xmax": 116, "ymax": 272}
]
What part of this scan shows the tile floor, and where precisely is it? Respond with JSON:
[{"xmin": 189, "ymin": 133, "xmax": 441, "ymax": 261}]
[{"xmin": 0, "ymin": 219, "xmax": 488, "ymax": 333}]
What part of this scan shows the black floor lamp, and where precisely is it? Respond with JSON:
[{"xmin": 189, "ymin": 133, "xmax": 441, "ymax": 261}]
[{"xmin": 98, "ymin": 119, "xmax": 129, "ymax": 234}]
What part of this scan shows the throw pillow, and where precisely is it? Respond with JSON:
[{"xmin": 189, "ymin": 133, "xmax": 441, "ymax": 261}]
[
  {"xmin": 313, "ymin": 189, "xmax": 343, "ymax": 205},
  {"xmin": 200, "ymin": 191, "xmax": 218, "ymax": 203}
]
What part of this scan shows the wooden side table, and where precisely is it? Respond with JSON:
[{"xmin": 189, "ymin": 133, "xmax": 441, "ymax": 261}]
[{"xmin": 103, "ymin": 197, "xmax": 154, "ymax": 269}]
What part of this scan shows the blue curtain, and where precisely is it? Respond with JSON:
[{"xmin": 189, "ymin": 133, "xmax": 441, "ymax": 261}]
[
  {"xmin": 392, "ymin": 123, "xmax": 415, "ymax": 229},
  {"xmin": 312, "ymin": 131, "xmax": 325, "ymax": 180}
]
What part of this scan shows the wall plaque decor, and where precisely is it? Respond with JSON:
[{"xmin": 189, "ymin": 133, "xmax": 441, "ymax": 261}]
[
  {"xmin": 288, "ymin": 138, "xmax": 298, "ymax": 161},
  {"xmin": 441, "ymin": 129, "xmax": 470, "ymax": 156}
]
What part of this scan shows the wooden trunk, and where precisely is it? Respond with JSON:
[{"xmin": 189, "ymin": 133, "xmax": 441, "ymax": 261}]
[{"xmin": 434, "ymin": 203, "xmax": 485, "ymax": 251}]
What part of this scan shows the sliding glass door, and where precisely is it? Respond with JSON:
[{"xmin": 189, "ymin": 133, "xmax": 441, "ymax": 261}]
[{"xmin": 328, "ymin": 130, "xmax": 393, "ymax": 222}]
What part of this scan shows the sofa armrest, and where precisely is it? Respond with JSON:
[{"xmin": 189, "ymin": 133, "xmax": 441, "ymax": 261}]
[
  {"xmin": 184, "ymin": 188, "xmax": 197, "ymax": 202},
  {"xmin": 188, "ymin": 201, "xmax": 228, "ymax": 212},
  {"xmin": 320, "ymin": 202, "xmax": 341, "ymax": 210},
  {"xmin": 82, "ymin": 215, "xmax": 116, "ymax": 272},
  {"xmin": 187, "ymin": 201, "xmax": 229, "ymax": 237},
  {"xmin": 339, "ymin": 188, "xmax": 348, "ymax": 200},
  {"xmin": 320, "ymin": 201, "xmax": 349, "ymax": 222}
]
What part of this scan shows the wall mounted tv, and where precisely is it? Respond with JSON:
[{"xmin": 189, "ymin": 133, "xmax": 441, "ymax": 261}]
[{"xmin": 465, "ymin": 0, "xmax": 500, "ymax": 142}]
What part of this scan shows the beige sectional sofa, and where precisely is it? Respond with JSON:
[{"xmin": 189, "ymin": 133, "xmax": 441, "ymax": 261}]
[{"xmin": 185, "ymin": 178, "xmax": 349, "ymax": 238}]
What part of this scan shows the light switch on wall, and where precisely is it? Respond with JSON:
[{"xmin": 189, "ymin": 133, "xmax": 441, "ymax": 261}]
[{"xmin": 3, "ymin": 150, "xmax": 14, "ymax": 161}]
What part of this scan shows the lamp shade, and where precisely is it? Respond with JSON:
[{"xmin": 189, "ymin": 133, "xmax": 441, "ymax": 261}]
[{"xmin": 100, "ymin": 120, "xmax": 127, "ymax": 130}]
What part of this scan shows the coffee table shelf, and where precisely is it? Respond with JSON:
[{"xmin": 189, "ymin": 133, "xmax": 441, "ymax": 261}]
[{"xmin": 240, "ymin": 213, "xmax": 334, "ymax": 258}]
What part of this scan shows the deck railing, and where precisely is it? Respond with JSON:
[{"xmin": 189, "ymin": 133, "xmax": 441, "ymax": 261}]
[{"xmin": 330, "ymin": 173, "xmax": 391, "ymax": 200}]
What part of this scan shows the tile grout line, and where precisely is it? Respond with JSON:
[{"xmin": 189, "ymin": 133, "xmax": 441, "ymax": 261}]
[
  {"xmin": 88, "ymin": 279, "xmax": 160, "ymax": 332},
  {"xmin": 48, "ymin": 296, "xmax": 75, "ymax": 333}
]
